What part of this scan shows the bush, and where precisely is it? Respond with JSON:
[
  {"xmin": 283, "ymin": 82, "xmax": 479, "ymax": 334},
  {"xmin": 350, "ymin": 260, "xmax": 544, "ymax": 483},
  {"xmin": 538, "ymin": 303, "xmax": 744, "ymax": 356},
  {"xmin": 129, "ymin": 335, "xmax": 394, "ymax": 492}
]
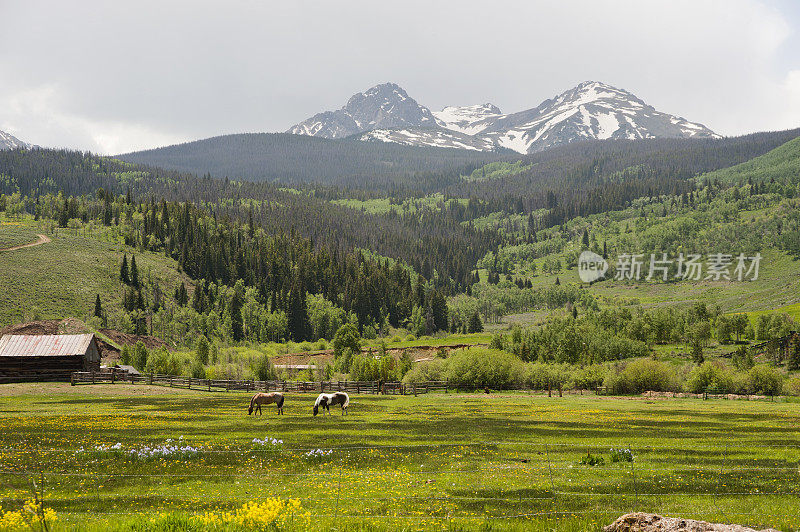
[
  {"xmin": 445, "ymin": 348, "xmax": 525, "ymax": 389},
  {"xmin": 610, "ymin": 448, "xmax": 634, "ymax": 463},
  {"xmin": 144, "ymin": 347, "xmax": 181, "ymax": 375},
  {"xmin": 578, "ymin": 452, "xmax": 604, "ymax": 466},
  {"xmin": 251, "ymin": 355, "xmax": 276, "ymax": 381},
  {"xmin": 748, "ymin": 365, "xmax": 783, "ymax": 396},
  {"xmin": 524, "ymin": 363, "xmax": 570, "ymax": 390},
  {"xmin": 402, "ymin": 359, "xmax": 446, "ymax": 383},
  {"xmin": 572, "ymin": 365, "xmax": 607, "ymax": 390},
  {"xmin": 190, "ymin": 360, "xmax": 206, "ymax": 379},
  {"xmin": 120, "ymin": 345, "xmax": 132, "ymax": 365},
  {"xmin": 687, "ymin": 362, "xmax": 735, "ymax": 394},
  {"xmin": 195, "ymin": 336, "xmax": 210, "ymax": 365},
  {"xmin": 131, "ymin": 341, "xmax": 148, "ymax": 370},
  {"xmin": 785, "ymin": 376, "xmax": 800, "ymax": 396},
  {"xmin": 605, "ymin": 359, "xmax": 680, "ymax": 395}
]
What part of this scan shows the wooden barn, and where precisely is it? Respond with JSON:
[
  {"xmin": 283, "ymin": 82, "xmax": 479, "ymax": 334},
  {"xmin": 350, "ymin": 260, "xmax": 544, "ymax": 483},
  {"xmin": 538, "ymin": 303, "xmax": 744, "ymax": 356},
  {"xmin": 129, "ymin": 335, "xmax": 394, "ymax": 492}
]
[{"xmin": 0, "ymin": 334, "xmax": 101, "ymax": 382}]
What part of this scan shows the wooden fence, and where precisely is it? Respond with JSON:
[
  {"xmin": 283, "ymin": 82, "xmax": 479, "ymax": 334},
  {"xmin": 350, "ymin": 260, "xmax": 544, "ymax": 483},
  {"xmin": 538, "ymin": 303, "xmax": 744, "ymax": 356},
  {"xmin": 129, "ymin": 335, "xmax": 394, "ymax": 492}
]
[
  {"xmin": 70, "ymin": 371, "xmax": 453, "ymax": 395},
  {"xmin": 70, "ymin": 371, "xmax": 610, "ymax": 396}
]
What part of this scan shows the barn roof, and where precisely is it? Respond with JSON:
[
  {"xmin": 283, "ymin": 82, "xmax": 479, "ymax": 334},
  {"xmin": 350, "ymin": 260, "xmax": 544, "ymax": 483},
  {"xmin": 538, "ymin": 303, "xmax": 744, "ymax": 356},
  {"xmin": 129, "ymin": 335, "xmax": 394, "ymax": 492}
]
[{"xmin": 0, "ymin": 334, "xmax": 96, "ymax": 357}]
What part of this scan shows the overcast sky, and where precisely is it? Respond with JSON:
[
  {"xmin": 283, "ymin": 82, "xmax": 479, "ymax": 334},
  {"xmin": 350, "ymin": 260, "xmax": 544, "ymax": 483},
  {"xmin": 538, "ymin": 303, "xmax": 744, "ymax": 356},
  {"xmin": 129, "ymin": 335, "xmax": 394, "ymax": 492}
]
[{"xmin": 1, "ymin": 0, "xmax": 799, "ymax": 154}]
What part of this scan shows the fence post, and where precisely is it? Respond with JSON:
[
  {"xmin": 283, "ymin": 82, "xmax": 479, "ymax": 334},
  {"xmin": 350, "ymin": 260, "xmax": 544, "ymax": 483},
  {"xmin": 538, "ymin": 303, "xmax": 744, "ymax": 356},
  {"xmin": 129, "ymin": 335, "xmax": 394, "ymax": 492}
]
[
  {"xmin": 208, "ymin": 379, "xmax": 211, "ymax": 392},
  {"xmin": 70, "ymin": 373, "xmax": 75, "ymax": 386}
]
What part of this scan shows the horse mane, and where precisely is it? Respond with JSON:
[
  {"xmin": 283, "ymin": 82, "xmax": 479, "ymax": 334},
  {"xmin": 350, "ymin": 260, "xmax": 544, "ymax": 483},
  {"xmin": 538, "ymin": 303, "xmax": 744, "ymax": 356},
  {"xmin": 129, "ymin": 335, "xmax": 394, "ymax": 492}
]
[{"xmin": 249, "ymin": 394, "xmax": 258, "ymax": 408}]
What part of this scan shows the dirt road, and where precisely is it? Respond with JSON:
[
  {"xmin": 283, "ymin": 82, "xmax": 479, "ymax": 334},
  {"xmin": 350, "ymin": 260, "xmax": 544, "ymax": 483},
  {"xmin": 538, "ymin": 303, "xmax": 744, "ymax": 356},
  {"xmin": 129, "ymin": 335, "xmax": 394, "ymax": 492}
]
[{"xmin": 0, "ymin": 233, "xmax": 51, "ymax": 252}]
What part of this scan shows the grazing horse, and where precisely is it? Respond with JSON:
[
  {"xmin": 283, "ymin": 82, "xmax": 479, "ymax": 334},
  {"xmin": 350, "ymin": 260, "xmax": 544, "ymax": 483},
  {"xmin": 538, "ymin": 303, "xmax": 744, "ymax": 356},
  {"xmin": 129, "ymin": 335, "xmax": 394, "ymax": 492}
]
[
  {"xmin": 248, "ymin": 392, "xmax": 285, "ymax": 415},
  {"xmin": 313, "ymin": 392, "xmax": 349, "ymax": 416}
]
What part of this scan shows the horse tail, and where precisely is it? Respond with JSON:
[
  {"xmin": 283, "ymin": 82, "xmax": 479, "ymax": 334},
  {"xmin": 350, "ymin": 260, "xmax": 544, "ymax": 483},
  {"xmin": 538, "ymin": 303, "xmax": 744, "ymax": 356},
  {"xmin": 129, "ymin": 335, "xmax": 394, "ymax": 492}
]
[
  {"xmin": 342, "ymin": 392, "xmax": 350, "ymax": 408},
  {"xmin": 276, "ymin": 393, "xmax": 285, "ymax": 409}
]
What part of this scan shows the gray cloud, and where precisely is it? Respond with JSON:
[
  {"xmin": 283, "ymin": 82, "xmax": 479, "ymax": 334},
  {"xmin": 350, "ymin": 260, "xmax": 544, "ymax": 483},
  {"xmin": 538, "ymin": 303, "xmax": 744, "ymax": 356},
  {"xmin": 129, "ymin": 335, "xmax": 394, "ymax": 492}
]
[{"xmin": 1, "ymin": 0, "xmax": 799, "ymax": 154}]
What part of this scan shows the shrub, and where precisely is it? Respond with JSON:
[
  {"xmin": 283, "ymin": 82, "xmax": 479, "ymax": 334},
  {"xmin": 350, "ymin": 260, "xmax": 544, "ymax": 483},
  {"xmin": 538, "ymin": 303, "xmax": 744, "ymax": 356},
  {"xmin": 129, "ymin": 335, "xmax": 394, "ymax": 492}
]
[
  {"xmin": 605, "ymin": 359, "xmax": 680, "ymax": 395},
  {"xmin": 572, "ymin": 365, "xmax": 607, "ymax": 390},
  {"xmin": 144, "ymin": 347, "xmax": 181, "ymax": 375},
  {"xmin": 195, "ymin": 336, "xmax": 210, "ymax": 365},
  {"xmin": 131, "ymin": 341, "xmax": 148, "ymax": 370},
  {"xmin": 251, "ymin": 355, "xmax": 276, "ymax": 381},
  {"xmin": 578, "ymin": 452, "xmax": 604, "ymax": 466},
  {"xmin": 445, "ymin": 348, "xmax": 525, "ymax": 389},
  {"xmin": 525, "ymin": 363, "xmax": 570, "ymax": 390},
  {"xmin": 748, "ymin": 365, "xmax": 783, "ymax": 396},
  {"xmin": 120, "ymin": 345, "xmax": 132, "ymax": 365},
  {"xmin": 610, "ymin": 448, "xmax": 634, "ymax": 463},
  {"xmin": 190, "ymin": 360, "xmax": 206, "ymax": 379},
  {"xmin": 786, "ymin": 376, "xmax": 800, "ymax": 396},
  {"xmin": 402, "ymin": 359, "xmax": 446, "ymax": 383},
  {"xmin": 687, "ymin": 362, "xmax": 735, "ymax": 394}
]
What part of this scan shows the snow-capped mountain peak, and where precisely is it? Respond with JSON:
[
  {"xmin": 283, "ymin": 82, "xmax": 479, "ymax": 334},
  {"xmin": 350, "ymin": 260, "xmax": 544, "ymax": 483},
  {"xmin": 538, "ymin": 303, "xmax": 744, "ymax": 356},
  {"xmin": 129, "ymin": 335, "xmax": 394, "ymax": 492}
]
[
  {"xmin": 0, "ymin": 129, "xmax": 32, "ymax": 150},
  {"xmin": 287, "ymin": 80, "xmax": 719, "ymax": 154},
  {"xmin": 480, "ymin": 80, "xmax": 719, "ymax": 153},
  {"xmin": 433, "ymin": 103, "xmax": 503, "ymax": 135},
  {"xmin": 288, "ymin": 82, "xmax": 436, "ymax": 138}
]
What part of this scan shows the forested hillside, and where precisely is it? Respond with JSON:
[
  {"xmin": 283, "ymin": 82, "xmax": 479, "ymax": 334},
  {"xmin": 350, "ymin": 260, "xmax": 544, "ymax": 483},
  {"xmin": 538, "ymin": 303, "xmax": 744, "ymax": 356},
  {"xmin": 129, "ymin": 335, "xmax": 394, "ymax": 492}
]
[
  {"xmin": 116, "ymin": 133, "xmax": 509, "ymax": 190},
  {"xmin": 449, "ymin": 129, "xmax": 800, "ymax": 222}
]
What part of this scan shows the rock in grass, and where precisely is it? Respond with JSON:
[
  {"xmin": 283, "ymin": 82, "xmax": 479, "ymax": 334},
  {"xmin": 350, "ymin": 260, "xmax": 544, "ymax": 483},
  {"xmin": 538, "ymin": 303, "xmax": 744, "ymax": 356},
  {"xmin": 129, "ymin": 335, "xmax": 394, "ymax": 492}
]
[{"xmin": 603, "ymin": 513, "xmax": 781, "ymax": 532}]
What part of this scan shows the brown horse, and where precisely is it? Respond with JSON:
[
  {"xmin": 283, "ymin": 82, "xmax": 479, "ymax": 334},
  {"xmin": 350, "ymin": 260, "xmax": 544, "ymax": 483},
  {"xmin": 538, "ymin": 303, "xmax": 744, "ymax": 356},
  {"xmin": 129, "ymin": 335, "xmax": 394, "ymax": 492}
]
[{"xmin": 248, "ymin": 392, "xmax": 285, "ymax": 415}]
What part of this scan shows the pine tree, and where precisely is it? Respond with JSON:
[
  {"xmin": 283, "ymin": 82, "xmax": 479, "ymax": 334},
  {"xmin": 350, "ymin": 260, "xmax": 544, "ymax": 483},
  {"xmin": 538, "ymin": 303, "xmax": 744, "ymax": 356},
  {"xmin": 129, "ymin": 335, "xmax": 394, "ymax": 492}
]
[
  {"xmin": 582, "ymin": 229, "xmax": 589, "ymax": 248},
  {"xmin": 120, "ymin": 254, "xmax": 130, "ymax": 284},
  {"xmin": 230, "ymin": 289, "xmax": 244, "ymax": 342},
  {"xmin": 94, "ymin": 294, "xmax": 103, "ymax": 319},
  {"xmin": 287, "ymin": 279, "xmax": 310, "ymax": 342},
  {"xmin": 130, "ymin": 255, "xmax": 139, "ymax": 288},
  {"xmin": 468, "ymin": 311, "xmax": 483, "ymax": 333},
  {"xmin": 175, "ymin": 282, "xmax": 188, "ymax": 306},
  {"xmin": 430, "ymin": 291, "xmax": 448, "ymax": 332}
]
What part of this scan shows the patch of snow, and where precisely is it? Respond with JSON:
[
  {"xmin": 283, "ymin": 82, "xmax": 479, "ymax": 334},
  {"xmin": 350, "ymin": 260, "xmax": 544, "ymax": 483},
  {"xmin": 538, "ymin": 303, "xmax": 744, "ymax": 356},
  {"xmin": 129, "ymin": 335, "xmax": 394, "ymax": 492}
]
[{"xmin": 595, "ymin": 112, "xmax": 620, "ymax": 140}]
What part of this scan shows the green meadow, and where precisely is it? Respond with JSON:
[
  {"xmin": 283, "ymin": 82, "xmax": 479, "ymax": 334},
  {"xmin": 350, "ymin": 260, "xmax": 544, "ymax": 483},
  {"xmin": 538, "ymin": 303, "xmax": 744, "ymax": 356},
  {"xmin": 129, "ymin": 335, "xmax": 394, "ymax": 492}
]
[{"xmin": 1, "ymin": 384, "xmax": 799, "ymax": 531}]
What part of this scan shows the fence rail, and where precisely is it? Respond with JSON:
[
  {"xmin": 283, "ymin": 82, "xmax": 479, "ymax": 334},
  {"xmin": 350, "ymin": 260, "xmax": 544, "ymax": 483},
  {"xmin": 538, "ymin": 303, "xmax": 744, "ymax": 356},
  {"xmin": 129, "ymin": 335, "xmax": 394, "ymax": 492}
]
[{"xmin": 70, "ymin": 371, "xmax": 460, "ymax": 395}]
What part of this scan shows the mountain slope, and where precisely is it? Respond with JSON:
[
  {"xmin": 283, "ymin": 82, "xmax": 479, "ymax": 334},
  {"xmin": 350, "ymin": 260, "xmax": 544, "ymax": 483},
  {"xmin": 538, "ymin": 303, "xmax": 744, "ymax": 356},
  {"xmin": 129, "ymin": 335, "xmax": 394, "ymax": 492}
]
[
  {"xmin": 479, "ymin": 81, "xmax": 719, "ymax": 154},
  {"xmin": 116, "ymin": 132, "xmax": 505, "ymax": 188},
  {"xmin": 0, "ymin": 130, "xmax": 31, "ymax": 150},
  {"xmin": 288, "ymin": 81, "xmax": 719, "ymax": 154},
  {"xmin": 699, "ymin": 135, "xmax": 800, "ymax": 186},
  {"xmin": 433, "ymin": 104, "xmax": 503, "ymax": 135},
  {"xmin": 288, "ymin": 82, "xmax": 437, "ymax": 138}
]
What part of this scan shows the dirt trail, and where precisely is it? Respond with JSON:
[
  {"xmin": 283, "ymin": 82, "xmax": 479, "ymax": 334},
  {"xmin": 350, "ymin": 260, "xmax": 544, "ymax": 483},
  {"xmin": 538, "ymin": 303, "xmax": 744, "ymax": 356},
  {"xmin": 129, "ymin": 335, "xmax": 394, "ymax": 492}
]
[{"xmin": 0, "ymin": 233, "xmax": 51, "ymax": 252}]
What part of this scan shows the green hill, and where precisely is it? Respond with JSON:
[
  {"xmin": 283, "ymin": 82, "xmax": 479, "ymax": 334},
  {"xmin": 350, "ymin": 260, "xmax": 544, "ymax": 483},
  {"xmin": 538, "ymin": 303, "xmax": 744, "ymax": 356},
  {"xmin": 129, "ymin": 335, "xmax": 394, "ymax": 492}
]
[
  {"xmin": 700, "ymin": 134, "xmax": 800, "ymax": 185},
  {"xmin": 0, "ymin": 215, "xmax": 191, "ymax": 327}
]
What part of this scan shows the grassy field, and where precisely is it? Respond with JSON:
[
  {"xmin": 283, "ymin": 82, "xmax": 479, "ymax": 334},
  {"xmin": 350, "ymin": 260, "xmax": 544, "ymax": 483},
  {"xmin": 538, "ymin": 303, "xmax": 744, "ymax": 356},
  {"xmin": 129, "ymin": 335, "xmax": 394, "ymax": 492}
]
[
  {"xmin": 0, "ymin": 216, "xmax": 41, "ymax": 249},
  {"xmin": 1, "ymin": 384, "xmax": 799, "ymax": 531},
  {"xmin": 0, "ymin": 217, "xmax": 191, "ymax": 326}
]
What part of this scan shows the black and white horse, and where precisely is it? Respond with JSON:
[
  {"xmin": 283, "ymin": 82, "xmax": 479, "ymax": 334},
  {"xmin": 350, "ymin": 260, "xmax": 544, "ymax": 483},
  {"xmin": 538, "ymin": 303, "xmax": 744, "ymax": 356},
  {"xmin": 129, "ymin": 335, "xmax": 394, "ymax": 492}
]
[{"xmin": 313, "ymin": 392, "xmax": 349, "ymax": 416}]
